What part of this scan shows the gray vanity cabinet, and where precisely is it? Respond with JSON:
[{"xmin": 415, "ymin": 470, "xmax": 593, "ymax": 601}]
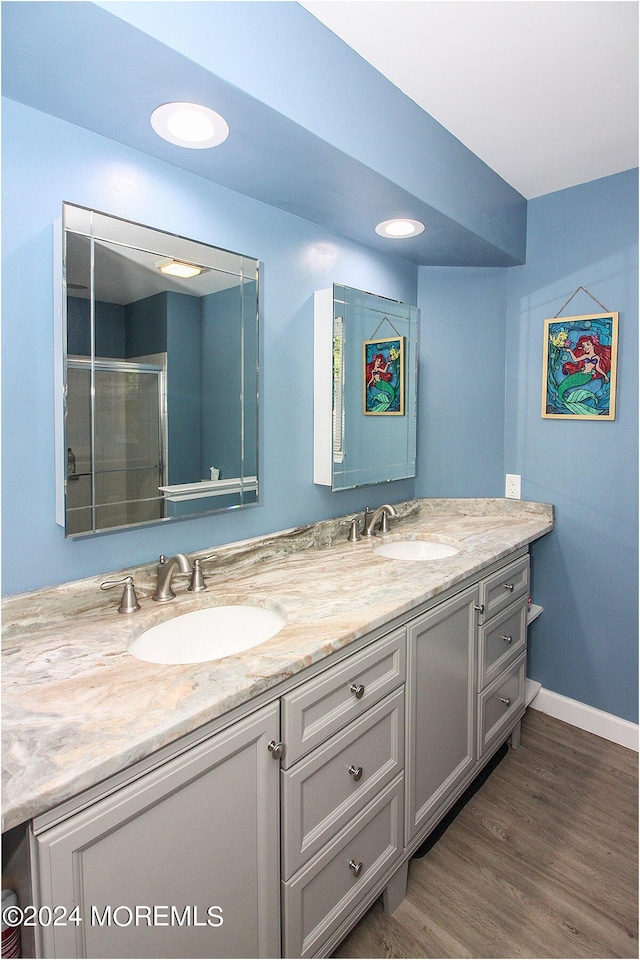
[
  {"xmin": 280, "ymin": 628, "xmax": 406, "ymax": 958},
  {"xmin": 281, "ymin": 688, "xmax": 405, "ymax": 879},
  {"xmin": 477, "ymin": 595, "xmax": 527, "ymax": 689},
  {"xmin": 30, "ymin": 703, "xmax": 280, "ymax": 959},
  {"xmin": 405, "ymin": 554, "xmax": 530, "ymax": 848},
  {"xmin": 477, "ymin": 653, "xmax": 526, "ymax": 756},
  {"xmin": 280, "ymin": 628, "xmax": 406, "ymax": 767},
  {"xmin": 477, "ymin": 554, "xmax": 530, "ymax": 624},
  {"xmin": 282, "ymin": 778, "xmax": 404, "ymax": 958},
  {"xmin": 405, "ymin": 585, "xmax": 478, "ymax": 843},
  {"xmin": 476, "ymin": 554, "xmax": 529, "ymax": 757},
  {"xmin": 22, "ymin": 549, "xmax": 535, "ymax": 960}
]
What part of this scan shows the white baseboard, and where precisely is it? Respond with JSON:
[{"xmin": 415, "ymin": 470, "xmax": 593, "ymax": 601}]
[
  {"xmin": 527, "ymin": 683, "xmax": 639, "ymax": 752},
  {"xmin": 525, "ymin": 678, "xmax": 542, "ymax": 706}
]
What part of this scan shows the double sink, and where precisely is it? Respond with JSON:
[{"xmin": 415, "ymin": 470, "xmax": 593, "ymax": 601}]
[{"xmin": 129, "ymin": 537, "xmax": 461, "ymax": 666}]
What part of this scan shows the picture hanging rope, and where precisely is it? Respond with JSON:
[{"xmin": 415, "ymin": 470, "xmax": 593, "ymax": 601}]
[
  {"xmin": 553, "ymin": 286, "xmax": 611, "ymax": 318},
  {"xmin": 368, "ymin": 315, "xmax": 402, "ymax": 341}
]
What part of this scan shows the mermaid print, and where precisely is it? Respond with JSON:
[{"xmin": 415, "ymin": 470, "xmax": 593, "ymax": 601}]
[
  {"xmin": 363, "ymin": 337, "xmax": 404, "ymax": 414},
  {"xmin": 542, "ymin": 314, "xmax": 618, "ymax": 420}
]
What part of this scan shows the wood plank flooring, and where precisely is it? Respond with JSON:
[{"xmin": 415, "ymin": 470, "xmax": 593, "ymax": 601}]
[{"xmin": 333, "ymin": 710, "xmax": 638, "ymax": 959}]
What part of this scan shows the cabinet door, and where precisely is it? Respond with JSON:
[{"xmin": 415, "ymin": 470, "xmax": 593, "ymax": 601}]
[
  {"xmin": 406, "ymin": 586, "xmax": 478, "ymax": 843},
  {"xmin": 32, "ymin": 703, "xmax": 280, "ymax": 959}
]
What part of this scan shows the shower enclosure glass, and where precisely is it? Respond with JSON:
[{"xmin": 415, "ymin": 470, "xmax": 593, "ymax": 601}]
[{"xmin": 65, "ymin": 359, "xmax": 166, "ymax": 535}]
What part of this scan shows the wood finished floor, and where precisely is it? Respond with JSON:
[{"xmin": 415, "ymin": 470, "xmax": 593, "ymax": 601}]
[{"xmin": 333, "ymin": 710, "xmax": 638, "ymax": 959}]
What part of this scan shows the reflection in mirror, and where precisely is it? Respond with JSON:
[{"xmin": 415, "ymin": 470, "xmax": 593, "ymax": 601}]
[
  {"xmin": 56, "ymin": 203, "xmax": 259, "ymax": 536},
  {"xmin": 314, "ymin": 284, "xmax": 418, "ymax": 491}
]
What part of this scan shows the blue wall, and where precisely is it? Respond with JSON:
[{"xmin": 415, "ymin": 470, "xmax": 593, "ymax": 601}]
[
  {"xmin": 1, "ymin": 97, "xmax": 417, "ymax": 594},
  {"xmin": 414, "ymin": 172, "xmax": 638, "ymax": 724},
  {"xmin": 505, "ymin": 170, "xmax": 639, "ymax": 723},
  {"xmin": 415, "ymin": 267, "xmax": 508, "ymax": 497}
]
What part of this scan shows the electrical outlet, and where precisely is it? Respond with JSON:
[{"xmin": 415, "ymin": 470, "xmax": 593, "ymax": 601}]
[{"xmin": 505, "ymin": 474, "xmax": 521, "ymax": 499}]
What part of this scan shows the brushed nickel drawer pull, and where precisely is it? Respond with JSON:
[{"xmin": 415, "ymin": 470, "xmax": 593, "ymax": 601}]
[
  {"xmin": 349, "ymin": 765, "xmax": 363, "ymax": 781},
  {"xmin": 474, "ymin": 603, "xmax": 485, "ymax": 614},
  {"xmin": 267, "ymin": 740, "xmax": 286, "ymax": 760},
  {"xmin": 499, "ymin": 696, "xmax": 512, "ymax": 706},
  {"xmin": 502, "ymin": 634, "xmax": 513, "ymax": 644},
  {"xmin": 348, "ymin": 859, "xmax": 363, "ymax": 877},
  {"xmin": 350, "ymin": 683, "xmax": 365, "ymax": 699},
  {"xmin": 503, "ymin": 582, "xmax": 515, "ymax": 591}
]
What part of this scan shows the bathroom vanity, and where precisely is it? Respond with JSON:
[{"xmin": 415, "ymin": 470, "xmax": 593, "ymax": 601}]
[{"xmin": 1, "ymin": 499, "xmax": 552, "ymax": 958}]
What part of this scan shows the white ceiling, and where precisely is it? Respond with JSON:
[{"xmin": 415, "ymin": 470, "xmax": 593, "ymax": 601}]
[{"xmin": 300, "ymin": 1, "xmax": 639, "ymax": 199}]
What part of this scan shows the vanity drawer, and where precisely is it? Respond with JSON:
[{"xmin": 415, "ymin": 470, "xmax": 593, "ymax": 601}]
[
  {"xmin": 282, "ymin": 776, "xmax": 403, "ymax": 958},
  {"xmin": 477, "ymin": 653, "xmax": 526, "ymax": 757},
  {"xmin": 281, "ymin": 628, "xmax": 406, "ymax": 767},
  {"xmin": 478, "ymin": 596, "xmax": 527, "ymax": 689},
  {"xmin": 281, "ymin": 687, "xmax": 404, "ymax": 879},
  {"xmin": 478, "ymin": 554, "xmax": 529, "ymax": 623}
]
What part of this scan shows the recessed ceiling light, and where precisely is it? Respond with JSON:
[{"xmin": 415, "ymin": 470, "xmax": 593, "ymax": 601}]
[
  {"xmin": 375, "ymin": 218, "xmax": 425, "ymax": 239},
  {"xmin": 150, "ymin": 102, "xmax": 229, "ymax": 149},
  {"xmin": 158, "ymin": 260, "xmax": 204, "ymax": 279}
]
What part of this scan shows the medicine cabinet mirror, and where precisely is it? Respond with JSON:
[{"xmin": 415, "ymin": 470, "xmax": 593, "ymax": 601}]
[
  {"xmin": 55, "ymin": 203, "xmax": 259, "ymax": 537},
  {"xmin": 314, "ymin": 284, "xmax": 418, "ymax": 491}
]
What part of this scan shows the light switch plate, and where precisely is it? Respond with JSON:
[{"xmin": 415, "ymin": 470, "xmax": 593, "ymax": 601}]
[{"xmin": 505, "ymin": 474, "xmax": 521, "ymax": 499}]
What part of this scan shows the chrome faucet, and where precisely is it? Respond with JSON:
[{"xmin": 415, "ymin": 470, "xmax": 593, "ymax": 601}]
[
  {"xmin": 362, "ymin": 503, "xmax": 398, "ymax": 537},
  {"xmin": 152, "ymin": 554, "xmax": 192, "ymax": 602}
]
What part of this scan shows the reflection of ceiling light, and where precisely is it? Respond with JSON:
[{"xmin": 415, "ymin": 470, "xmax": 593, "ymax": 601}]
[
  {"xmin": 150, "ymin": 102, "xmax": 229, "ymax": 149},
  {"xmin": 375, "ymin": 218, "xmax": 425, "ymax": 238},
  {"xmin": 158, "ymin": 260, "xmax": 204, "ymax": 279}
]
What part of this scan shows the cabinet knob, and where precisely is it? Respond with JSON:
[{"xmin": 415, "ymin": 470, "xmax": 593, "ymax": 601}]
[
  {"xmin": 474, "ymin": 603, "xmax": 485, "ymax": 614},
  {"xmin": 350, "ymin": 683, "xmax": 365, "ymax": 700},
  {"xmin": 267, "ymin": 740, "xmax": 286, "ymax": 760},
  {"xmin": 503, "ymin": 582, "xmax": 515, "ymax": 592},
  {"xmin": 348, "ymin": 859, "xmax": 363, "ymax": 877},
  {"xmin": 499, "ymin": 696, "xmax": 512, "ymax": 706},
  {"xmin": 501, "ymin": 635, "xmax": 513, "ymax": 644},
  {"xmin": 349, "ymin": 765, "xmax": 363, "ymax": 781}
]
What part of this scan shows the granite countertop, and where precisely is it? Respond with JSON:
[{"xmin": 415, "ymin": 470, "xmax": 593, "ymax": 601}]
[{"xmin": 1, "ymin": 498, "xmax": 553, "ymax": 831}]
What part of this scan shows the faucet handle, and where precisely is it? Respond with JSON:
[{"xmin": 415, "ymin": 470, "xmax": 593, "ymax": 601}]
[
  {"xmin": 341, "ymin": 517, "xmax": 361, "ymax": 542},
  {"xmin": 187, "ymin": 554, "xmax": 218, "ymax": 592},
  {"xmin": 100, "ymin": 576, "xmax": 141, "ymax": 614},
  {"xmin": 379, "ymin": 510, "xmax": 395, "ymax": 534}
]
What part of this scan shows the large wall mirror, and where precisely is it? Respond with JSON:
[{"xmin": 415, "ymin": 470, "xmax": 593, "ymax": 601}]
[
  {"xmin": 55, "ymin": 203, "xmax": 259, "ymax": 537},
  {"xmin": 314, "ymin": 284, "xmax": 418, "ymax": 491}
]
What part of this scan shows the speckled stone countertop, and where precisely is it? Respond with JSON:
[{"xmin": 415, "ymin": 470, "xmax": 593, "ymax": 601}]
[{"xmin": 1, "ymin": 498, "xmax": 553, "ymax": 831}]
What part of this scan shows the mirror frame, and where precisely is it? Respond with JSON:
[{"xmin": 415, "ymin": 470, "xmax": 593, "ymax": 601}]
[{"xmin": 55, "ymin": 202, "xmax": 260, "ymax": 537}]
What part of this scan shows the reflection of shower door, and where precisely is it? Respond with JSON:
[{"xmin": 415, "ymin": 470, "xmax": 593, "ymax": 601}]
[{"xmin": 66, "ymin": 359, "xmax": 166, "ymax": 534}]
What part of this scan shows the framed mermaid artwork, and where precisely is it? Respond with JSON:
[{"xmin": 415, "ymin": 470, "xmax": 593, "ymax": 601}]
[
  {"xmin": 542, "ymin": 312, "xmax": 619, "ymax": 420},
  {"xmin": 363, "ymin": 337, "xmax": 405, "ymax": 415}
]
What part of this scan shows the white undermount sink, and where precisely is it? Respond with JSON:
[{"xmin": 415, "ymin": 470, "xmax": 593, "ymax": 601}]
[
  {"xmin": 129, "ymin": 605, "xmax": 286, "ymax": 665},
  {"xmin": 374, "ymin": 539, "xmax": 460, "ymax": 561}
]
